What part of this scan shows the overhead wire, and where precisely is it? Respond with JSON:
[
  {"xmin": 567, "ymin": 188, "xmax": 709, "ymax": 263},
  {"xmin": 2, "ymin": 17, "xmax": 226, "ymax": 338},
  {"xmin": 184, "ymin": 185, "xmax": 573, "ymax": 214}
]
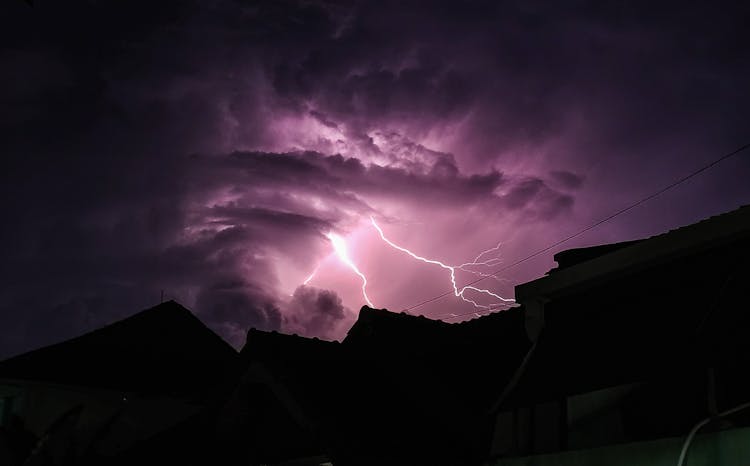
[{"xmin": 400, "ymin": 142, "xmax": 750, "ymax": 315}]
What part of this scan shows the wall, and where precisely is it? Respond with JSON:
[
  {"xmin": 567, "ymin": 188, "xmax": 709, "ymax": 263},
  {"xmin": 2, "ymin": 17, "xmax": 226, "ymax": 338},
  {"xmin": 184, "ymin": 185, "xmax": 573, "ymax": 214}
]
[{"xmin": 486, "ymin": 426, "xmax": 750, "ymax": 466}]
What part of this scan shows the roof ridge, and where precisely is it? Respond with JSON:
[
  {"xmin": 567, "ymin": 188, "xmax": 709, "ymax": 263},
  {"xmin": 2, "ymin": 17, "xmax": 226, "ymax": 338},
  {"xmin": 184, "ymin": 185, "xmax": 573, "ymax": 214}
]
[{"xmin": 0, "ymin": 300, "xmax": 235, "ymax": 364}]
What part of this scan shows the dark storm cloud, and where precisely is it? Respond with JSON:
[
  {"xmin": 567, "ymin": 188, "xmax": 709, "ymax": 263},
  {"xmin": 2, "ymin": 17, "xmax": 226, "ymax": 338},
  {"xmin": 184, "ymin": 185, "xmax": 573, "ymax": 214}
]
[
  {"xmin": 1, "ymin": 0, "xmax": 748, "ymax": 357},
  {"xmin": 549, "ymin": 171, "xmax": 585, "ymax": 191},
  {"xmin": 188, "ymin": 149, "xmax": 570, "ymax": 215},
  {"xmin": 285, "ymin": 286, "xmax": 350, "ymax": 340},
  {"xmin": 309, "ymin": 110, "xmax": 339, "ymax": 129},
  {"xmin": 195, "ymin": 278, "xmax": 282, "ymax": 344},
  {"xmin": 241, "ymin": 0, "xmax": 750, "ymax": 166},
  {"xmin": 0, "ymin": 132, "xmax": 567, "ymax": 355},
  {"xmin": 273, "ymin": 50, "xmax": 475, "ymax": 124},
  {"xmin": 500, "ymin": 178, "xmax": 574, "ymax": 221}
]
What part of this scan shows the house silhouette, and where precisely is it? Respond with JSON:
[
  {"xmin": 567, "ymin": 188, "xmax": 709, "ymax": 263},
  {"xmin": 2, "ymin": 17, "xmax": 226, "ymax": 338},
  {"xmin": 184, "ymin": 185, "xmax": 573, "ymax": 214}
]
[{"xmin": 1, "ymin": 206, "xmax": 750, "ymax": 465}]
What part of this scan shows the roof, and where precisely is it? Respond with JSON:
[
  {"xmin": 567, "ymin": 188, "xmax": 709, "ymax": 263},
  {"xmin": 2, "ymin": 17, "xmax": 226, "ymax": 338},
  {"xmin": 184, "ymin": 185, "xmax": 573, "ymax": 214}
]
[
  {"xmin": 232, "ymin": 326, "xmax": 461, "ymax": 464},
  {"xmin": 501, "ymin": 205, "xmax": 750, "ymax": 408},
  {"xmin": 0, "ymin": 301, "xmax": 240, "ymax": 401},
  {"xmin": 343, "ymin": 306, "xmax": 452, "ymax": 355},
  {"xmin": 517, "ymin": 204, "xmax": 750, "ymax": 301},
  {"xmin": 550, "ymin": 240, "xmax": 643, "ymax": 272},
  {"xmin": 228, "ymin": 306, "xmax": 532, "ymax": 464},
  {"xmin": 241, "ymin": 327, "xmax": 340, "ymax": 362},
  {"xmin": 341, "ymin": 306, "xmax": 532, "ymax": 418}
]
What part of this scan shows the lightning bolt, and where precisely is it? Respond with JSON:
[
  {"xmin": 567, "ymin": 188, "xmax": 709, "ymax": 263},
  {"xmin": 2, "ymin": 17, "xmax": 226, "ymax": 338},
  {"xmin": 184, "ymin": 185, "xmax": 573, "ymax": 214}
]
[
  {"xmin": 302, "ymin": 265, "xmax": 319, "ymax": 285},
  {"xmin": 459, "ymin": 242, "xmax": 503, "ymax": 269},
  {"xmin": 456, "ymin": 242, "xmax": 510, "ymax": 286},
  {"xmin": 325, "ymin": 232, "xmax": 374, "ymax": 307},
  {"xmin": 370, "ymin": 216, "xmax": 514, "ymax": 311}
]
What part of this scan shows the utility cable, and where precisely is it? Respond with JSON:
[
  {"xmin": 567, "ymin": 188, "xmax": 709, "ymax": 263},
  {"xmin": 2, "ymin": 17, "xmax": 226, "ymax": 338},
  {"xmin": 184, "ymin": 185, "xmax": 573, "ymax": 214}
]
[{"xmin": 402, "ymin": 142, "xmax": 750, "ymax": 314}]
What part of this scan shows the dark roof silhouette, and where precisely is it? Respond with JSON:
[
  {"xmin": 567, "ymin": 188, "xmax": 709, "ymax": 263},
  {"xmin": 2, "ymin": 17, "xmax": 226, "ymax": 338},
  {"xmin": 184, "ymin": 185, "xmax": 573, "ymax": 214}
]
[
  {"xmin": 503, "ymin": 204, "xmax": 750, "ymax": 413},
  {"xmin": 230, "ymin": 325, "xmax": 461, "ymax": 465},
  {"xmin": 223, "ymin": 305, "xmax": 532, "ymax": 464},
  {"xmin": 343, "ymin": 306, "xmax": 452, "ymax": 355},
  {"xmin": 0, "ymin": 300, "xmax": 240, "ymax": 401},
  {"xmin": 241, "ymin": 327, "xmax": 340, "ymax": 361},
  {"xmin": 343, "ymin": 305, "xmax": 532, "ymax": 418},
  {"xmin": 550, "ymin": 239, "xmax": 643, "ymax": 272},
  {"xmin": 518, "ymin": 204, "xmax": 750, "ymax": 300},
  {"xmin": 2, "ymin": 206, "xmax": 746, "ymax": 463}
]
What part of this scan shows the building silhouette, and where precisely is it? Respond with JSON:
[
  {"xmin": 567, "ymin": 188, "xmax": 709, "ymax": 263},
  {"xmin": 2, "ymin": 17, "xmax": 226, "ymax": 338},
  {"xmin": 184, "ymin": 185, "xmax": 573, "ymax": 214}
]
[{"xmin": 1, "ymin": 205, "xmax": 750, "ymax": 465}]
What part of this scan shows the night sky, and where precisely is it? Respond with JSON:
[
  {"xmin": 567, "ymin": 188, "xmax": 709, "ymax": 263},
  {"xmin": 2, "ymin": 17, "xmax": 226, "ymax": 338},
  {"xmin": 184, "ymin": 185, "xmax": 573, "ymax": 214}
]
[{"xmin": 1, "ymin": 0, "xmax": 749, "ymax": 357}]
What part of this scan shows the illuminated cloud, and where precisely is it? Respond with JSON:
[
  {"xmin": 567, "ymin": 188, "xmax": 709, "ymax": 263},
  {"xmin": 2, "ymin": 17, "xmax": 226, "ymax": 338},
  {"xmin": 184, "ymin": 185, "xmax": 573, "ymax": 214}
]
[{"xmin": 0, "ymin": 0, "xmax": 748, "ymax": 356}]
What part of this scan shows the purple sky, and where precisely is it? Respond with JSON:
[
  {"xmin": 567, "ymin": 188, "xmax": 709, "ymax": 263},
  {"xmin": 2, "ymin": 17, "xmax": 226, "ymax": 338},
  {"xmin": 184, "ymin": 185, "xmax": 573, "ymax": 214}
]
[{"xmin": 1, "ymin": 0, "xmax": 749, "ymax": 356}]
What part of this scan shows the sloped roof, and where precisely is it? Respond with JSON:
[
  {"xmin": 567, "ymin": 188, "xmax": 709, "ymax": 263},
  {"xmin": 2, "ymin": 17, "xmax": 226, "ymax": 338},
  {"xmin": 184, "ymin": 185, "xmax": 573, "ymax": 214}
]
[
  {"xmin": 231, "ymin": 305, "xmax": 532, "ymax": 464},
  {"xmin": 241, "ymin": 327, "xmax": 340, "ymax": 362},
  {"xmin": 0, "ymin": 301, "xmax": 240, "ymax": 401},
  {"xmin": 234, "ymin": 326, "xmax": 459, "ymax": 464},
  {"xmin": 339, "ymin": 306, "xmax": 532, "ymax": 414},
  {"xmin": 343, "ymin": 306, "xmax": 452, "ymax": 355}
]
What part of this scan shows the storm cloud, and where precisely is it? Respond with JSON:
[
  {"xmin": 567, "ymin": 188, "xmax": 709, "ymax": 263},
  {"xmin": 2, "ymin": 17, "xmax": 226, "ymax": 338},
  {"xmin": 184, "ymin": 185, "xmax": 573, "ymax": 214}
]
[{"xmin": 1, "ymin": 0, "xmax": 748, "ymax": 357}]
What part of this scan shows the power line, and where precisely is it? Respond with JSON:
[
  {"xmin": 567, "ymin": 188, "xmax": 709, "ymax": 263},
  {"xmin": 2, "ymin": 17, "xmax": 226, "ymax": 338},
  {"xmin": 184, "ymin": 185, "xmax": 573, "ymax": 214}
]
[
  {"xmin": 402, "ymin": 141, "xmax": 750, "ymax": 314},
  {"xmin": 439, "ymin": 304, "xmax": 515, "ymax": 321}
]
